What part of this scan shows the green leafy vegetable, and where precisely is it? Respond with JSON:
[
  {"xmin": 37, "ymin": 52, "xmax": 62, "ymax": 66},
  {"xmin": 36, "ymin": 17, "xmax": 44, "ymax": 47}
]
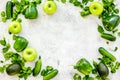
[
  {"xmin": 0, "ymin": 65, "xmax": 9, "ymax": 73},
  {"xmin": 0, "ymin": 38, "xmax": 6, "ymax": 46},
  {"xmin": 0, "ymin": 66, "xmax": 5, "ymax": 73},
  {"xmin": 18, "ymin": 67, "xmax": 32, "ymax": 80},
  {"xmin": 20, "ymin": 0, "xmax": 26, "ymax": 6},
  {"xmin": 95, "ymin": 76, "xmax": 110, "ymax": 80},
  {"xmin": 98, "ymin": 57, "xmax": 112, "ymax": 65},
  {"xmin": 98, "ymin": 25, "xmax": 104, "ymax": 33},
  {"xmin": 95, "ymin": 76, "xmax": 102, "ymax": 80},
  {"xmin": 92, "ymin": 61, "xmax": 98, "ymax": 74},
  {"xmin": 118, "ymin": 32, "xmax": 120, "ymax": 37},
  {"xmin": 11, "ymin": 54, "xmax": 25, "ymax": 67},
  {"xmin": 80, "ymin": 11, "xmax": 91, "ymax": 17},
  {"xmin": 114, "ymin": 8, "xmax": 119, "ymax": 14},
  {"xmin": 82, "ymin": 0, "xmax": 93, "ymax": 5},
  {"xmin": 34, "ymin": 0, "xmax": 41, "ymax": 4},
  {"xmin": 1, "ymin": 11, "xmax": 5, "ymax": 17},
  {"xmin": 109, "ymin": 62, "xmax": 120, "ymax": 73},
  {"xmin": 83, "ymin": 75, "xmax": 94, "ymax": 80},
  {"xmin": 2, "ymin": 43, "xmax": 11, "ymax": 53},
  {"xmin": 17, "ymin": 18, "xmax": 22, "ymax": 22},
  {"xmin": 73, "ymin": 1, "xmax": 81, "ymax": 6},
  {"xmin": 61, "ymin": 0, "xmax": 66, "ymax": 3},
  {"xmin": 69, "ymin": 0, "xmax": 74, "ymax": 3},
  {"xmin": 73, "ymin": 73, "xmax": 81, "ymax": 80},
  {"xmin": 115, "ymin": 62, "xmax": 120, "ymax": 69},
  {"xmin": 4, "ymin": 51, "xmax": 15, "ymax": 60},
  {"xmin": 2, "ymin": 17, "xmax": 7, "ymax": 22}
]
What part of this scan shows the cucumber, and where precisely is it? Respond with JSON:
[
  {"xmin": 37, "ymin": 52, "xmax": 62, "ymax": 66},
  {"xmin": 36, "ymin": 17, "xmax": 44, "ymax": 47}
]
[
  {"xmin": 101, "ymin": 33, "xmax": 116, "ymax": 41},
  {"xmin": 6, "ymin": 1, "xmax": 13, "ymax": 19},
  {"xmin": 98, "ymin": 47, "xmax": 116, "ymax": 61},
  {"xmin": 43, "ymin": 69, "xmax": 58, "ymax": 80},
  {"xmin": 33, "ymin": 56, "xmax": 42, "ymax": 76}
]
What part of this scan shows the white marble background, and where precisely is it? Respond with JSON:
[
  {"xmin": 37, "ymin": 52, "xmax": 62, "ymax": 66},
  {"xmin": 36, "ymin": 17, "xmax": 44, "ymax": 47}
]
[{"xmin": 0, "ymin": 0, "xmax": 120, "ymax": 80}]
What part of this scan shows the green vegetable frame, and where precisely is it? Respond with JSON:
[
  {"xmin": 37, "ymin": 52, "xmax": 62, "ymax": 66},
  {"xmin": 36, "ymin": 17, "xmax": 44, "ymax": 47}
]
[{"xmin": 0, "ymin": 0, "xmax": 120, "ymax": 80}]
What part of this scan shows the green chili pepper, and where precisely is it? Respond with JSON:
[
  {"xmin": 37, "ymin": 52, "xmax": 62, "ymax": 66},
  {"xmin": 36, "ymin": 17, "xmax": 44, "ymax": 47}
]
[
  {"xmin": 24, "ymin": 2, "xmax": 38, "ymax": 19},
  {"xmin": 102, "ymin": 15, "xmax": 120, "ymax": 31},
  {"xmin": 6, "ymin": 1, "xmax": 13, "ymax": 19},
  {"xmin": 101, "ymin": 33, "xmax": 116, "ymax": 41},
  {"xmin": 13, "ymin": 36, "xmax": 28, "ymax": 52},
  {"xmin": 43, "ymin": 69, "xmax": 58, "ymax": 80},
  {"xmin": 74, "ymin": 58, "xmax": 93, "ymax": 75},
  {"xmin": 98, "ymin": 47, "xmax": 116, "ymax": 61}
]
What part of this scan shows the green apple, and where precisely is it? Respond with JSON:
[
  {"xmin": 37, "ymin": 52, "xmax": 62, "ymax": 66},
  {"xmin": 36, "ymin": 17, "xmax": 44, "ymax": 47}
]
[
  {"xmin": 22, "ymin": 47, "xmax": 37, "ymax": 62},
  {"xmin": 8, "ymin": 21, "xmax": 22, "ymax": 34},
  {"xmin": 89, "ymin": 2, "xmax": 104, "ymax": 16},
  {"xmin": 43, "ymin": 1, "xmax": 57, "ymax": 14}
]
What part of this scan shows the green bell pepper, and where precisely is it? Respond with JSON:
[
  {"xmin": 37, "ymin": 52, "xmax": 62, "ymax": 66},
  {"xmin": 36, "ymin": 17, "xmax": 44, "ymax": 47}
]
[
  {"xmin": 24, "ymin": 2, "xmax": 38, "ymax": 19},
  {"xmin": 74, "ymin": 58, "xmax": 93, "ymax": 75},
  {"xmin": 102, "ymin": 15, "xmax": 120, "ymax": 31},
  {"xmin": 13, "ymin": 36, "xmax": 28, "ymax": 52}
]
